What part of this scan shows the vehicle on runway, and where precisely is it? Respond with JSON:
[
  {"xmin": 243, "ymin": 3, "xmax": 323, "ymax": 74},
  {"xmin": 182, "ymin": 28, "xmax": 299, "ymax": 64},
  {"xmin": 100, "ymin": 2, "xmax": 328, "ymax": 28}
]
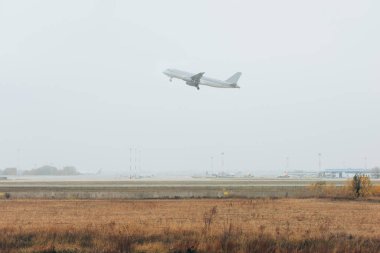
[{"xmin": 163, "ymin": 68, "xmax": 242, "ymax": 90}]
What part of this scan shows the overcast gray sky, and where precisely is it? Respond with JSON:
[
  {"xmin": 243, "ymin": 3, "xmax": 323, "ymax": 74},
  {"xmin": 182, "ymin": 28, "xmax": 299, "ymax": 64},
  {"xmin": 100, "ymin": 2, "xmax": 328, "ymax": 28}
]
[{"xmin": 0, "ymin": 0, "xmax": 379, "ymax": 176}]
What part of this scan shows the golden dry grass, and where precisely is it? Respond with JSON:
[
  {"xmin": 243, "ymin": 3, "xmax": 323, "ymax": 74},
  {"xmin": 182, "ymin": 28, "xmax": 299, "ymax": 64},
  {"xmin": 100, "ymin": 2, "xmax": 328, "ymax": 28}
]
[{"xmin": 1, "ymin": 198, "xmax": 380, "ymax": 252}]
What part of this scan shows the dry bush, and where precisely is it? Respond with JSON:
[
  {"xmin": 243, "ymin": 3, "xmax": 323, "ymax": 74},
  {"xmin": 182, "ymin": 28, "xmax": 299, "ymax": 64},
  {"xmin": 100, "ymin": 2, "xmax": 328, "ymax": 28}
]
[
  {"xmin": 308, "ymin": 181, "xmax": 350, "ymax": 198},
  {"xmin": 308, "ymin": 181, "xmax": 326, "ymax": 197},
  {"xmin": 351, "ymin": 174, "xmax": 372, "ymax": 198},
  {"xmin": 309, "ymin": 176, "xmax": 376, "ymax": 199}
]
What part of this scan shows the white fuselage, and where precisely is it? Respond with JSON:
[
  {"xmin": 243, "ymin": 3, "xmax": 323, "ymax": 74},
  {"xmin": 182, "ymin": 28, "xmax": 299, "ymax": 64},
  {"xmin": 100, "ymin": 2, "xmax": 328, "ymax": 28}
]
[{"xmin": 163, "ymin": 69, "xmax": 240, "ymax": 89}]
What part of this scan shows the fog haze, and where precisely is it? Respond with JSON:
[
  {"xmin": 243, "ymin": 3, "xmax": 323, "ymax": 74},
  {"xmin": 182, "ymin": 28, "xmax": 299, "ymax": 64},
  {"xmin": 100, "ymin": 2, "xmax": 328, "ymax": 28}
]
[{"xmin": 0, "ymin": 1, "xmax": 379, "ymax": 175}]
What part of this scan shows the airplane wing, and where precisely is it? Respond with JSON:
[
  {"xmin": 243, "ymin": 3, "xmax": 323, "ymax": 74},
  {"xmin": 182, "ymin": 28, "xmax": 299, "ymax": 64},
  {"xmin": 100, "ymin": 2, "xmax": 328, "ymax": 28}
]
[{"xmin": 190, "ymin": 72, "xmax": 205, "ymax": 83}]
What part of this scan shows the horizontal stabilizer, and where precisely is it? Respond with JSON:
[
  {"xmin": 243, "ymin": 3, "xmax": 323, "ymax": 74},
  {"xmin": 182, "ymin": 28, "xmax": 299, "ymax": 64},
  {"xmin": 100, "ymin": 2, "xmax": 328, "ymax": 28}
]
[{"xmin": 225, "ymin": 72, "xmax": 242, "ymax": 84}]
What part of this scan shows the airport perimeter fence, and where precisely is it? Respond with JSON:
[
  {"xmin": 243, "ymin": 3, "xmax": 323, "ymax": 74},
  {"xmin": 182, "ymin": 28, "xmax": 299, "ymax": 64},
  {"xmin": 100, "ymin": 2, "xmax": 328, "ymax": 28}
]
[{"xmin": 0, "ymin": 185, "xmax": 317, "ymax": 199}]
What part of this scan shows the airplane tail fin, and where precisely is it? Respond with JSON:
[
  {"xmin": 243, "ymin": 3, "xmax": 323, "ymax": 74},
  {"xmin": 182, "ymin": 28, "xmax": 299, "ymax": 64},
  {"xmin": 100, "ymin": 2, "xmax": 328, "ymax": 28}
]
[{"xmin": 225, "ymin": 72, "xmax": 242, "ymax": 84}]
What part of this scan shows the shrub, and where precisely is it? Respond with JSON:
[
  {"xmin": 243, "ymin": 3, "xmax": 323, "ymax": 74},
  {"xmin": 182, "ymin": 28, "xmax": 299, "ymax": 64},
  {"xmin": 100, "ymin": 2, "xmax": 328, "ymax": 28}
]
[
  {"xmin": 309, "ymin": 181, "xmax": 354, "ymax": 199},
  {"xmin": 351, "ymin": 174, "xmax": 372, "ymax": 198}
]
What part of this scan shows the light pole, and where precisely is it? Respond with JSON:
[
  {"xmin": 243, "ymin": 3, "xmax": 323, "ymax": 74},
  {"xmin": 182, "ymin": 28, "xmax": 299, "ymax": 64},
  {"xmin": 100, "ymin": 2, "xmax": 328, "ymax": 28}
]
[
  {"xmin": 221, "ymin": 152, "xmax": 224, "ymax": 174},
  {"xmin": 130, "ymin": 148, "xmax": 132, "ymax": 179},
  {"xmin": 134, "ymin": 148, "xmax": 137, "ymax": 178},
  {"xmin": 285, "ymin": 156, "xmax": 289, "ymax": 171},
  {"xmin": 210, "ymin": 156, "xmax": 214, "ymax": 176},
  {"xmin": 139, "ymin": 149, "xmax": 142, "ymax": 174}
]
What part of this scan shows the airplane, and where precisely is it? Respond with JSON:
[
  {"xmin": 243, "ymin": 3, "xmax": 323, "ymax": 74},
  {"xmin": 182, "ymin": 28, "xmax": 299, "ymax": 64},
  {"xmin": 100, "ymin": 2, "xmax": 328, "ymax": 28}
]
[{"xmin": 163, "ymin": 68, "xmax": 242, "ymax": 90}]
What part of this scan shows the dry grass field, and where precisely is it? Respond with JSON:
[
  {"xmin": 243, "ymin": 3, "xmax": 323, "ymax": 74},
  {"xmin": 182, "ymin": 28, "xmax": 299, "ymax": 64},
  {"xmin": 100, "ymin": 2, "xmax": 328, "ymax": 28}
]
[{"xmin": 1, "ymin": 198, "xmax": 380, "ymax": 252}]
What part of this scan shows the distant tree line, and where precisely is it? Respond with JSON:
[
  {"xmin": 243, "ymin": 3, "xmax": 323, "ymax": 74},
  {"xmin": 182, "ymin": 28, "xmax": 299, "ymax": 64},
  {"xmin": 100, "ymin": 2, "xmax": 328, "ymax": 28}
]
[
  {"xmin": 0, "ymin": 166, "xmax": 80, "ymax": 176},
  {"xmin": 0, "ymin": 168, "xmax": 17, "ymax": 175}
]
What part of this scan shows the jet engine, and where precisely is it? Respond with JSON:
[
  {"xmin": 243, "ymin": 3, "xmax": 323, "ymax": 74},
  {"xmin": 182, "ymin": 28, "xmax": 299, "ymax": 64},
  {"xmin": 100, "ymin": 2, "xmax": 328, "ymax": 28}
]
[
  {"xmin": 185, "ymin": 81, "xmax": 196, "ymax": 86},
  {"xmin": 186, "ymin": 81, "xmax": 200, "ymax": 90}
]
